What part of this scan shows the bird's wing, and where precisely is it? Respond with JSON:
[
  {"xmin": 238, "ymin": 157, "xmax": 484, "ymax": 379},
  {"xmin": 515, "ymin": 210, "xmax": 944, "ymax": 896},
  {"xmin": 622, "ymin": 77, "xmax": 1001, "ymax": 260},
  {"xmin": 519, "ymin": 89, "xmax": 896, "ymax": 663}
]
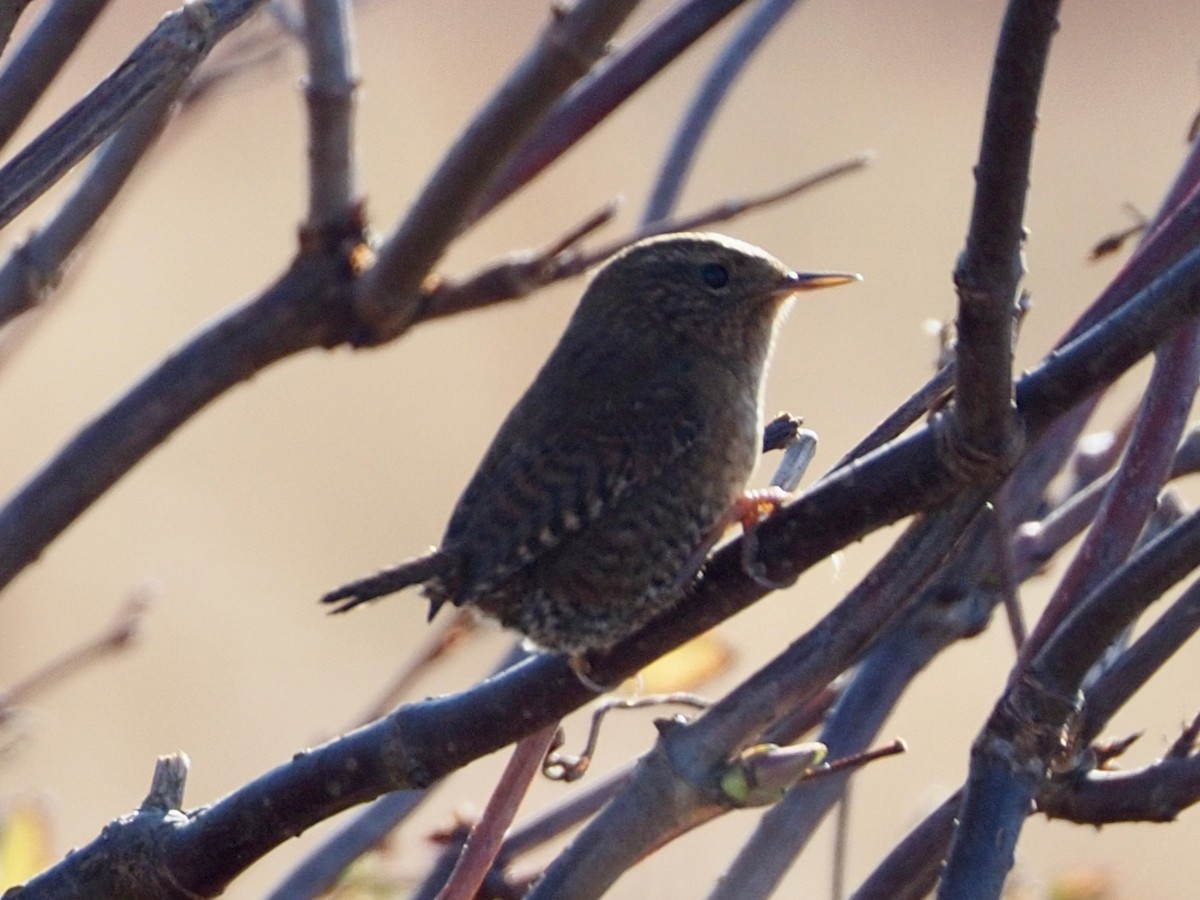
[{"xmin": 445, "ymin": 374, "xmax": 707, "ymax": 602}]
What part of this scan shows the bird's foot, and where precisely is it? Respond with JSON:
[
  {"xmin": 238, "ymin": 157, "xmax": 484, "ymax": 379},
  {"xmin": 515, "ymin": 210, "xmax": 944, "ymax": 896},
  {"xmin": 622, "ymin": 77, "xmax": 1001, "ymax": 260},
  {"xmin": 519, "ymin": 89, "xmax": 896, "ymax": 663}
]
[
  {"xmin": 736, "ymin": 487, "xmax": 794, "ymax": 589},
  {"xmin": 568, "ymin": 653, "xmax": 616, "ymax": 694}
]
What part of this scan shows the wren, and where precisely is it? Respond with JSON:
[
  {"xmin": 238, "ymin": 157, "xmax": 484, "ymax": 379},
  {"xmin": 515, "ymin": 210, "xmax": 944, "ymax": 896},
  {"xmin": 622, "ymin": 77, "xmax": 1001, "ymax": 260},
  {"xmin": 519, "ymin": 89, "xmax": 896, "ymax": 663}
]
[{"xmin": 323, "ymin": 233, "xmax": 857, "ymax": 653}]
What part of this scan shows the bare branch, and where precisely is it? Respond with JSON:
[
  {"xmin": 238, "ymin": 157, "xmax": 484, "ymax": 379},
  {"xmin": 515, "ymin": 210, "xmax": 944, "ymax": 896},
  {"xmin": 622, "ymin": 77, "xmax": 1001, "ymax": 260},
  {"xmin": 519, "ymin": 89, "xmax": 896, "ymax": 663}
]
[
  {"xmin": 0, "ymin": 82, "xmax": 178, "ymax": 330},
  {"xmin": 0, "ymin": 0, "xmax": 113, "ymax": 154},
  {"xmin": 351, "ymin": 0, "xmax": 641, "ymax": 342},
  {"xmin": 0, "ymin": 255, "xmax": 349, "ymax": 594},
  {"xmin": 436, "ymin": 725, "xmax": 558, "ymax": 900},
  {"xmin": 0, "ymin": 0, "xmax": 266, "ymax": 233},
  {"xmin": 421, "ymin": 155, "xmax": 869, "ymax": 322},
  {"xmin": 473, "ymin": 0, "xmax": 758, "ymax": 220},
  {"xmin": 642, "ymin": 0, "xmax": 803, "ymax": 224},
  {"xmin": 949, "ymin": 0, "xmax": 1059, "ymax": 478},
  {"xmin": 301, "ymin": 0, "xmax": 359, "ymax": 229},
  {"xmin": 1, "ymin": 584, "xmax": 152, "ymax": 714}
]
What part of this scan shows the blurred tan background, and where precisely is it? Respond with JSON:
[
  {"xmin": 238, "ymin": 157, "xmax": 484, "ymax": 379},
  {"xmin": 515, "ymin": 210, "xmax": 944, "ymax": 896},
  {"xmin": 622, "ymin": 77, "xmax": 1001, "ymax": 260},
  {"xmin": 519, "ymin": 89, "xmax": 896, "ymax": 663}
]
[{"xmin": 1, "ymin": 0, "xmax": 1198, "ymax": 896}]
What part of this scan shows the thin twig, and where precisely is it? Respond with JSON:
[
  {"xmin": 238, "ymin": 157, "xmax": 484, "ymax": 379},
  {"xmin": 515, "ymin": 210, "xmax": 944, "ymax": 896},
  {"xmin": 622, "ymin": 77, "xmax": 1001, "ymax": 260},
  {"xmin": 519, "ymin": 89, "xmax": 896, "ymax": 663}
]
[
  {"xmin": 0, "ymin": 0, "xmax": 115, "ymax": 154},
  {"xmin": 543, "ymin": 694, "xmax": 711, "ymax": 782},
  {"xmin": 301, "ymin": 0, "xmax": 359, "ymax": 229},
  {"xmin": 1, "ymin": 585, "xmax": 153, "ymax": 711},
  {"xmin": 1020, "ymin": 307, "xmax": 1200, "ymax": 662},
  {"xmin": 642, "ymin": 0, "xmax": 804, "ymax": 224},
  {"xmin": 264, "ymin": 790, "xmax": 427, "ymax": 900},
  {"xmin": 422, "ymin": 155, "xmax": 869, "ymax": 322},
  {"xmin": 0, "ymin": 80, "xmax": 179, "ymax": 331},
  {"xmin": 434, "ymin": 725, "xmax": 559, "ymax": 900},
  {"xmin": 0, "ymin": 0, "xmax": 266, "ymax": 233},
  {"xmin": 827, "ymin": 362, "xmax": 955, "ymax": 472},
  {"xmin": 350, "ymin": 610, "xmax": 477, "ymax": 727},
  {"xmin": 472, "ymin": 0, "xmax": 758, "ymax": 221}
]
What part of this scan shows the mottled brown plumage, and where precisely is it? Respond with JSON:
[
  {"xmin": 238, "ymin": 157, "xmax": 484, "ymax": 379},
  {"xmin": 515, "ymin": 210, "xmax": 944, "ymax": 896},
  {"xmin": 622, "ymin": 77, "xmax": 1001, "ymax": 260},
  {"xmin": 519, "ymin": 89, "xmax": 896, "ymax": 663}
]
[{"xmin": 323, "ymin": 233, "xmax": 857, "ymax": 653}]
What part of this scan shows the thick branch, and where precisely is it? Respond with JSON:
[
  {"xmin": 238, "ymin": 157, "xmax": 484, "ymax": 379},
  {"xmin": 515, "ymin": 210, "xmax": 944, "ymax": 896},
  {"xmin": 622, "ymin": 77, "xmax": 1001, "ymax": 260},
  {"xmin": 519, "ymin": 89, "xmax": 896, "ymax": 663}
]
[{"xmin": 951, "ymin": 0, "xmax": 1059, "ymax": 470}]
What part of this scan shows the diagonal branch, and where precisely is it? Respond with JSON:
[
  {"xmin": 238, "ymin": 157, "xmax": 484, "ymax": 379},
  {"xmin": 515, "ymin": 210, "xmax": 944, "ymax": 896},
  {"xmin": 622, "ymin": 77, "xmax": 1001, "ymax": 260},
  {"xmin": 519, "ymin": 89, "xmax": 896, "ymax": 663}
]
[
  {"xmin": 642, "ymin": 0, "xmax": 804, "ymax": 225},
  {"xmin": 0, "ymin": 80, "xmax": 179, "ymax": 331},
  {"xmin": 0, "ymin": 0, "xmax": 114, "ymax": 154},
  {"xmin": 0, "ymin": 0, "xmax": 267, "ymax": 233},
  {"xmin": 350, "ymin": 0, "xmax": 640, "ymax": 343},
  {"xmin": 472, "ymin": 0, "xmax": 758, "ymax": 221}
]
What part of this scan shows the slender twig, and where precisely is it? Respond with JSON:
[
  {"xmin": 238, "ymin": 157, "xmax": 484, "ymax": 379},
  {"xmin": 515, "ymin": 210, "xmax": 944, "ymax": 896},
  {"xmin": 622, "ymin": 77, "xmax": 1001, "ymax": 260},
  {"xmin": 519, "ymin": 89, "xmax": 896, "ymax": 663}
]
[
  {"xmin": 1083, "ymin": 574, "xmax": 1200, "ymax": 741},
  {"xmin": 1, "ymin": 585, "xmax": 152, "ymax": 712},
  {"xmin": 850, "ymin": 791, "xmax": 961, "ymax": 900},
  {"xmin": 473, "ymin": 0, "xmax": 758, "ymax": 220},
  {"xmin": 0, "ymin": 0, "xmax": 267, "ymax": 233},
  {"xmin": 543, "ymin": 694, "xmax": 711, "ymax": 782},
  {"xmin": 434, "ymin": 725, "xmax": 558, "ymax": 900},
  {"xmin": 351, "ymin": 611, "xmax": 476, "ymax": 727},
  {"xmin": 1034, "ymin": 509, "xmax": 1200, "ymax": 704},
  {"xmin": 989, "ymin": 495, "xmax": 1027, "ymax": 650},
  {"xmin": 0, "ymin": 0, "xmax": 114, "ymax": 154},
  {"xmin": 642, "ymin": 0, "xmax": 804, "ymax": 224},
  {"xmin": 301, "ymin": 0, "xmax": 359, "ymax": 229},
  {"xmin": 827, "ymin": 362, "xmax": 954, "ymax": 473},
  {"xmin": 0, "ymin": 80, "xmax": 179, "ymax": 331},
  {"xmin": 1020, "ymin": 322, "xmax": 1200, "ymax": 663},
  {"xmin": 423, "ymin": 155, "xmax": 868, "ymax": 322},
  {"xmin": 601, "ymin": 154, "xmax": 870, "ymax": 260},
  {"xmin": 1011, "ymin": 429, "xmax": 1200, "ymax": 583},
  {"xmin": 264, "ymin": 790, "xmax": 428, "ymax": 900}
]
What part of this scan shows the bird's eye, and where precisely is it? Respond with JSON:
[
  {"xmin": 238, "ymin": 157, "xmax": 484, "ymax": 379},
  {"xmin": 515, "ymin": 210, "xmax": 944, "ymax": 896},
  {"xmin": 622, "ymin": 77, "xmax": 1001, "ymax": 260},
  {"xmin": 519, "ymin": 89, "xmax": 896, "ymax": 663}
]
[{"xmin": 700, "ymin": 262, "xmax": 729, "ymax": 288}]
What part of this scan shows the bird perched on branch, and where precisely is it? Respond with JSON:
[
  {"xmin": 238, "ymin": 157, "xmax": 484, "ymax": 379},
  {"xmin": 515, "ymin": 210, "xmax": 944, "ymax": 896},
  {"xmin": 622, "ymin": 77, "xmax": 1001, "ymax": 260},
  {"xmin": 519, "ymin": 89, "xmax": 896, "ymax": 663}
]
[{"xmin": 323, "ymin": 232, "xmax": 857, "ymax": 654}]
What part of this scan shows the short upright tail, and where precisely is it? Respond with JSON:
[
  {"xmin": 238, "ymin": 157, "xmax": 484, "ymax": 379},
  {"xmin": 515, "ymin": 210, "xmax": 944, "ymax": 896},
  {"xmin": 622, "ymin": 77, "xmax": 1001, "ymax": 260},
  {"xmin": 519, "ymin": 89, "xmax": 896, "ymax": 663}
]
[{"xmin": 321, "ymin": 550, "xmax": 449, "ymax": 614}]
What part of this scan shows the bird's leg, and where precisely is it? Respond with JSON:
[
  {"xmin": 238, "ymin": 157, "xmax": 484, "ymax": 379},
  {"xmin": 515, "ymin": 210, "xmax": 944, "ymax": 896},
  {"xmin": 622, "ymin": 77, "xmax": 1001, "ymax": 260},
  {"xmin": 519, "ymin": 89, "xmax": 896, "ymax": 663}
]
[{"xmin": 735, "ymin": 486, "xmax": 792, "ymax": 589}]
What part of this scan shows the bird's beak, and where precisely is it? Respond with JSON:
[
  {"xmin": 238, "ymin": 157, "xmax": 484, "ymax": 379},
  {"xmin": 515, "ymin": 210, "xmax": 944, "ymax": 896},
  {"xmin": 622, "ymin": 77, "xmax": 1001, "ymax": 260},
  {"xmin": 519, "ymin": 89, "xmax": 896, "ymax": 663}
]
[{"xmin": 774, "ymin": 270, "xmax": 862, "ymax": 296}]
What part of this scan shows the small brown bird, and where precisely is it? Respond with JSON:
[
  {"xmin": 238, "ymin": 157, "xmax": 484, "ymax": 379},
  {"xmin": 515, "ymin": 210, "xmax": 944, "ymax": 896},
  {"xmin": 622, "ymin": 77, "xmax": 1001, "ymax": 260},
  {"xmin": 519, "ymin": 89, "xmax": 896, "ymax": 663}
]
[{"xmin": 323, "ymin": 233, "xmax": 857, "ymax": 653}]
